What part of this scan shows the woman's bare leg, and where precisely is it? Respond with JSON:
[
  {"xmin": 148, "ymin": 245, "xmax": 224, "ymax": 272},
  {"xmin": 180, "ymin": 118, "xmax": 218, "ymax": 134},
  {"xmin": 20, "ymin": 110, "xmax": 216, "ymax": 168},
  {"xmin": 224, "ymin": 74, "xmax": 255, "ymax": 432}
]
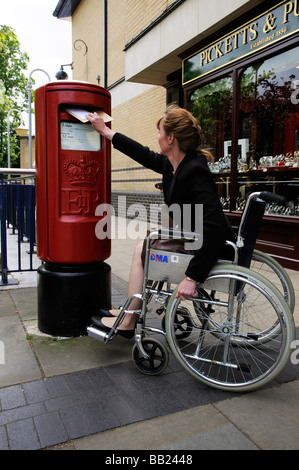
[{"xmin": 101, "ymin": 241, "xmax": 144, "ymax": 330}]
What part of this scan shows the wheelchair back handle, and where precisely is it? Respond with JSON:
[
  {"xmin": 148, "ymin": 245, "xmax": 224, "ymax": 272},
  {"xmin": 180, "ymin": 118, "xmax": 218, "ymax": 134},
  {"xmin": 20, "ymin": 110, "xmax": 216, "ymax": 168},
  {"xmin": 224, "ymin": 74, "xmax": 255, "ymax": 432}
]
[{"xmin": 258, "ymin": 191, "xmax": 286, "ymax": 205}]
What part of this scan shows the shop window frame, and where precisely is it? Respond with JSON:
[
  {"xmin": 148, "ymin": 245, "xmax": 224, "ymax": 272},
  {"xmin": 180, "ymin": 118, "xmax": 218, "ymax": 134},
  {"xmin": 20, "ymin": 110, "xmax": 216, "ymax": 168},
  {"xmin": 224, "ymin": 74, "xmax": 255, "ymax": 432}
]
[{"xmin": 184, "ymin": 34, "xmax": 299, "ymax": 213}]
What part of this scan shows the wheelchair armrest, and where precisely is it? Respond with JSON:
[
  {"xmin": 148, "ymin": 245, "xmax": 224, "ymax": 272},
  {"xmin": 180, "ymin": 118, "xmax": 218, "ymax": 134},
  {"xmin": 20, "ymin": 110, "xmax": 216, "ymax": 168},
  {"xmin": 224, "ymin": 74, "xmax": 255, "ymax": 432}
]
[{"xmin": 225, "ymin": 240, "xmax": 238, "ymax": 263}]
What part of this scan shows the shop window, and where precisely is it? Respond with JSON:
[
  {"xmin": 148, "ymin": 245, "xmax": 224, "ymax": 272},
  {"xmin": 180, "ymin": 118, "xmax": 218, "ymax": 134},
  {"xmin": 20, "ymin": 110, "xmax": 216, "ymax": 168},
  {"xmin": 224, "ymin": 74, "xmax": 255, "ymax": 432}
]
[
  {"xmin": 190, "ymin": 45, "xmax": 299, "ymax": 216},
  {"xmin": 239, "ymin": 46, "xmax": 299, "ymax": 169},
  {"xmin": 238, "ymin": 46, "xmax": 299, "ymax": 215},
  {"xmin": 190, "ymin": 75, "xmax": 233, "ymax": 209},
  {"xmin": 190, "ymin": 75, "xmax": 233, "ymax": 160}
]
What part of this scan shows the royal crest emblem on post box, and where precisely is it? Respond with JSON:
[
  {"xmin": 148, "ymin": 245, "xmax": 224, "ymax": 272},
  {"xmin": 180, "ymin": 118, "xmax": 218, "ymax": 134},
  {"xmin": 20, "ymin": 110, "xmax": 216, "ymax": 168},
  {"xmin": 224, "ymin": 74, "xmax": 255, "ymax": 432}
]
[{"xmin": 64, "ymin": 155, "xmax": 101, "ymax": 186}]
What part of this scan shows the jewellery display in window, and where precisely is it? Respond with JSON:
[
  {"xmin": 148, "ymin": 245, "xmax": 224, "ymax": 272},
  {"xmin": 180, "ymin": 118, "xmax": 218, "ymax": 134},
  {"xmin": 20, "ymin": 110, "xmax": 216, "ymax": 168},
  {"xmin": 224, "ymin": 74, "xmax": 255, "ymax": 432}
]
[
  {"xmin": 208, "ymin": 155, "xmax": 231, "ymax": 173},
  {"xmin": 264, "ymin": 198, "xmax": 299, "ymax": 216},
  {"xmin": 258, "ymin": 152, "xmax": 299, "ymax": 170},
  {"xmin": 208, "ymin": 151, "xmax": 299, "ymax": 173},
  {"xmin": 229, "ymin": 197, "xmax": 299, "ymax": 216}
]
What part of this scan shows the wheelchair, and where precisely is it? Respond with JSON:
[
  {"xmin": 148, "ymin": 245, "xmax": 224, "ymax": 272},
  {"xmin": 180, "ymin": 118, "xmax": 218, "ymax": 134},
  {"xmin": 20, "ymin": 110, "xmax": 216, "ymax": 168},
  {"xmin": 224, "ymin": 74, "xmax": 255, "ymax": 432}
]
[{"xmin": 87, "ymin": 191, "xmax": 296, "ymax": 392}]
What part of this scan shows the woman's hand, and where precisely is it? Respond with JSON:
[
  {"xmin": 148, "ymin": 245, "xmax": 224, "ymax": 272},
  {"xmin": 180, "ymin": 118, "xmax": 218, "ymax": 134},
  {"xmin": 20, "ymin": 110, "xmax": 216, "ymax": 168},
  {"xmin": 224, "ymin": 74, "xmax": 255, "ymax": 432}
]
[
  {"xmin": 175, "ymin": 278, "xmax": 198, "ymax": 301},
  {"xmin": 85, "ymin": 112, "xmax": 115, "ymax": 140}
]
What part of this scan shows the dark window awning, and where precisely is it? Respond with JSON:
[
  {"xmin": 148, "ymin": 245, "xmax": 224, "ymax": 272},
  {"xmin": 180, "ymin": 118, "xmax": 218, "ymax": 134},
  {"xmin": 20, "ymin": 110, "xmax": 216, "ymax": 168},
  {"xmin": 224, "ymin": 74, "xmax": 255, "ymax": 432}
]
[{"xmin": 53, "ymin": 0, "xmax": 81, "ymax": 18}]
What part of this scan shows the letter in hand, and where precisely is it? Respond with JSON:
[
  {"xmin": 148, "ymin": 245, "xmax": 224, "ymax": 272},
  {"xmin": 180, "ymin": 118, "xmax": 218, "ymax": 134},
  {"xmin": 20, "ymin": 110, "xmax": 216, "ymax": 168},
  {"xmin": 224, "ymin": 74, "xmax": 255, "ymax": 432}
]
[{"xmin": 86, "ymin": 112, "xmax": 115, "ymax": 140}]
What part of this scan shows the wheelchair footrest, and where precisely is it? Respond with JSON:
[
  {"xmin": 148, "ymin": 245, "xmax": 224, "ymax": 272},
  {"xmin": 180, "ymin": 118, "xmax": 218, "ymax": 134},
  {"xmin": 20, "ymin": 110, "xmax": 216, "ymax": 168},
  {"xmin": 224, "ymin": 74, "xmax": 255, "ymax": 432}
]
[{"xmin": 87, "ymin": 325, "xmax": 116, "ymax": 344}]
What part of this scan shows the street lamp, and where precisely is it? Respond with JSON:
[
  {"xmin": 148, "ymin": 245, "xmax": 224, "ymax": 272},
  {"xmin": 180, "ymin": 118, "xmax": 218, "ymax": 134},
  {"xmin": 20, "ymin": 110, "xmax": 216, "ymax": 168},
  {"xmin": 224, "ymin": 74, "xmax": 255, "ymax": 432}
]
[
  {"xmin": 27, "ymin": 69, "xmax": 51, "ymax": 169},
  {"xmin": 55, "ymin": 62, "xmax": 73, "ymax": 80}
]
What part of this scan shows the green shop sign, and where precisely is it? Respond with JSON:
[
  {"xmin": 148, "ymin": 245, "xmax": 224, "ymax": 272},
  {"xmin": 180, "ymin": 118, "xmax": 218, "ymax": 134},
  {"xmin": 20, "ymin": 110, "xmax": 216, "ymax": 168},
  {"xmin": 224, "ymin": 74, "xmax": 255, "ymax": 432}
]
[{"xmin": 183, "ymin": 0, "xmax": 299, "ymax": 85}]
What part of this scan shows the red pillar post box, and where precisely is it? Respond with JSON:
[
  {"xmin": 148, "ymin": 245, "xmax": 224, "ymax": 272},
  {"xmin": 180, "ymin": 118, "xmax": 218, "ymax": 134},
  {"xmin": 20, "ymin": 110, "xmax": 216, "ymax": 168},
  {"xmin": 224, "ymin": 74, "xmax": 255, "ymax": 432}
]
[{"xmin": 35, "ymin": 81, "xmax": 111, "ymax": 336}]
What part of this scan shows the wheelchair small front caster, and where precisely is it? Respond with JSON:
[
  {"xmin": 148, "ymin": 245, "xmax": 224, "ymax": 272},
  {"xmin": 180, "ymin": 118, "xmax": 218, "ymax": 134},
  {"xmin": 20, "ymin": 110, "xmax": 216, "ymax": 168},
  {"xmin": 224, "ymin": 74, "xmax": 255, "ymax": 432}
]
[{"xmin": 132, "ymin": 338, "xmax": 169, "ymax": 375}]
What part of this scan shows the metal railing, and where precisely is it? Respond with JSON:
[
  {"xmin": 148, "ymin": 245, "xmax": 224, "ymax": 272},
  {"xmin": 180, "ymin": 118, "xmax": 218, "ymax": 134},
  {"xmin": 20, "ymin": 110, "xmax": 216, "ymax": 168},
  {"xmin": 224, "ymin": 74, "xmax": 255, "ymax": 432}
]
[{"xmin": 0, "ymin": 168, "xmax": 37, "ymax": 285}]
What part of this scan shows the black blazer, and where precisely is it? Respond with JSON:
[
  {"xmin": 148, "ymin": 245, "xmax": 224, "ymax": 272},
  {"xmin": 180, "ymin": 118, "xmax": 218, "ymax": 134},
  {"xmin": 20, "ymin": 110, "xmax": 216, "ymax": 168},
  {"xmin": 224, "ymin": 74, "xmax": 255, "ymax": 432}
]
[{"xmin": 112, "ymin": 133, "xmax": 235, "ymax": 282}]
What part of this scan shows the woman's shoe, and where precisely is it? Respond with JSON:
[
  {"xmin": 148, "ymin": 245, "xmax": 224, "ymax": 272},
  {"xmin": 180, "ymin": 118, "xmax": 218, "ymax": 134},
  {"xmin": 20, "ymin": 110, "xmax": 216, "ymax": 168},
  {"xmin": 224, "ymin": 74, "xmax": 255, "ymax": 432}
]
[
  {"xmin": 98, "ymin": 308, "xmax": 118, "ymax": 318},
  {"xmin": 91, "ymin": 316, "xmax": 135, "ymax": 339},
  {"xmin": 98, "ymin": 307, "xmax": 141, "ymax": 318}
]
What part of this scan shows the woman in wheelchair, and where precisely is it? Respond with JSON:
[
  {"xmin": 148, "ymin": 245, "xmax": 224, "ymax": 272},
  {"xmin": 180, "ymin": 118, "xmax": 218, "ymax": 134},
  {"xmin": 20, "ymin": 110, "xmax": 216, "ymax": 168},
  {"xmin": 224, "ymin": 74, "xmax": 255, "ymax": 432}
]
[{"xmin": 86, "ymin": 105, "xmax": 235, "ymax": 338}]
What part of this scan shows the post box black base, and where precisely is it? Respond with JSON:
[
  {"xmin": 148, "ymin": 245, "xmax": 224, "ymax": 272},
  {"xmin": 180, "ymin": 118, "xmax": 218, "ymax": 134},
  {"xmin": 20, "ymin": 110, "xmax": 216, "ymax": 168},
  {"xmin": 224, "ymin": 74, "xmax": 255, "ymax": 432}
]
[{"xmin": 37, "ymin": 261, "xmax": 111, "ymax": 337}]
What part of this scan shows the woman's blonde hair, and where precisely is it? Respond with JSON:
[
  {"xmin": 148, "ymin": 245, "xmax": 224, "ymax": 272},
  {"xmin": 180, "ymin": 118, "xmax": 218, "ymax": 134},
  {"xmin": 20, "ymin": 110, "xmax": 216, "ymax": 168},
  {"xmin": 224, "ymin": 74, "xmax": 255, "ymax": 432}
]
[{"xmin": 157, "ymin": 104, "xmax": 214, "ymax": 161}]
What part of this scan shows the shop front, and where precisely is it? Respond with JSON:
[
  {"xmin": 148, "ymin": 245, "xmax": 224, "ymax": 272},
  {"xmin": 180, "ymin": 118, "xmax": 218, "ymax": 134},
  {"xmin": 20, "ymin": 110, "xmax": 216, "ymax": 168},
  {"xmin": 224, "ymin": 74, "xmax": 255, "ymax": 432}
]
[{"xmin": 182, "ymin": 0, "xmax": 299, "ymax": 269}]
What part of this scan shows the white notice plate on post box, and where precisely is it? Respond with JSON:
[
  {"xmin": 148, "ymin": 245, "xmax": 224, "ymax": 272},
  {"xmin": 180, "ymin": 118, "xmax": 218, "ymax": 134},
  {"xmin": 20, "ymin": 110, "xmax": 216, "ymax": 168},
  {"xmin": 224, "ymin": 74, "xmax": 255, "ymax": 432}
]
[{"xmin": 60, "ymin": 121, "xmax": 101, "ymax": 152}]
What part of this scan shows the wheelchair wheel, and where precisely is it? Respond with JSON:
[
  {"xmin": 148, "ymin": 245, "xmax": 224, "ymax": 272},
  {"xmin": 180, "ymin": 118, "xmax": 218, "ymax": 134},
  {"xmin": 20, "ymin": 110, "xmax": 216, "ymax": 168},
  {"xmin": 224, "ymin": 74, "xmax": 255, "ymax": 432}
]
[
  {"xmin": 132, "ymin": 338, "xmax": 169, "ymax": 375},
  {"xmin": 165, "ymin": 265, "xmax": 295, "ymax": 392},
  {"xmin": 251, "ymin": 249, "xmax": 295, "ymax": 314}
]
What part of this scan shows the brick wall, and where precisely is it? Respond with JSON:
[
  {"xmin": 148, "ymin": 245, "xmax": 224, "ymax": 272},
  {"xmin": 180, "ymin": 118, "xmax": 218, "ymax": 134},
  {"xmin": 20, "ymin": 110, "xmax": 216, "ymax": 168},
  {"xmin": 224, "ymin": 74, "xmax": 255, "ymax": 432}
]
[
  {"xmin": 19, "ymin": 136, "xmax": 35, "ymax": 169},
  {"xmin": 72, "ymin": 0, "xmax": 177, "ymax": 87},
  {"xmin": 72, "ymin": 0, "xmax": 169, "ymax": 196},
  {"xmin": 107, "ymin": 0, "xmax": 126, "ymax": 86},
  {"xmin": 111, "ymin": 85, "xmax": 167, "ymax": 193},
  {"xmin": 125, "ymin": 0, "xmax": 177, "ymax": 43},
  {"xmin": 111, "ymin": 190, "xmax": 164, "ymax": 224},
  {"xmin": 72, "ymin": 0, "xmax": 104, "ymax": 83}
]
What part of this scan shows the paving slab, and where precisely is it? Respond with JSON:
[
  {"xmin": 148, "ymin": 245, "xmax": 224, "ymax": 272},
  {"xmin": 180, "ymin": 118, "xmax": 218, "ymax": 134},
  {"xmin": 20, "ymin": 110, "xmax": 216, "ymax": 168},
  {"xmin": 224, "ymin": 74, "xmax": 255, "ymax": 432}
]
[
  {"xmin": 214, "ymin": 380, "xmax": 299, "ymax": 450},
  {"xmin": 31, "ymin": 334, "xmax": 134, "ymax": 377},
  {"xmin": 72, "ymin": 401, "xmax": 258, "ymax": 450},
  {"xmin": 0, "ymin": 291, "xmax": 42, "ymax": 387}
]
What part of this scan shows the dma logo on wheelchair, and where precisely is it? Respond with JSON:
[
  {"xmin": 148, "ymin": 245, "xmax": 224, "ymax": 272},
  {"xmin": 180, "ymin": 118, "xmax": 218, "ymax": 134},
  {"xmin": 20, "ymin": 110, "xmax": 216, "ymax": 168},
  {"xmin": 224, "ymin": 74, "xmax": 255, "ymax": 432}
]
[{"xmin": 150, "ymin": 252, "xmax": 169, "ymax": 263}]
